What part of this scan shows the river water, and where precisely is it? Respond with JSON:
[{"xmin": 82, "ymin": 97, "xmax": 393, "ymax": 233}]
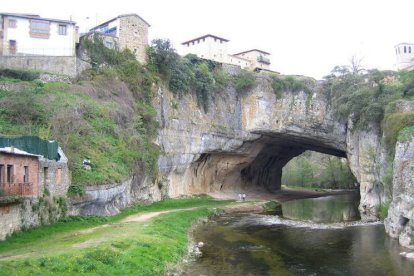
[{"xmin": 182, "ymin": 193, "xmax": 414, "ymax": 275}]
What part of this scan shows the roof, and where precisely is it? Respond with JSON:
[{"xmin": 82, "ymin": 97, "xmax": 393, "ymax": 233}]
[
  {"xmin": 182, "ymin": 34, "xmax": 230, "ymax": 45},
  {"xmin": 234, "ymin": 49, "xmax": 271, "ymax": 56},
  {"xmin": 90, "ymin": 13, "xmax": 150, "ymax": 31},
  {"xmin": 0, "ymin": 12, "xmax": 76, "ymax": 24},
  {"xmin": 0, "ymin": 147, "xmax": 41, "ymax": 158},
  {"xmin": 395, "ymin": 42, "xmax": 414, "ymax": 47}
]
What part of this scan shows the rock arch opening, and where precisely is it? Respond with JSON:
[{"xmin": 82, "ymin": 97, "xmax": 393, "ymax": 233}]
[{"xmin": 185, "ymin": 133, "xmax": 352, "ymax": 195}]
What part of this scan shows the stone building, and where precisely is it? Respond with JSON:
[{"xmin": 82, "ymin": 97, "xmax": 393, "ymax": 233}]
[
  {"xmin": 0, "ymin": 136, "xmax": 69, "ymax": 198},
  {"xmin": 181, "ymin": 34, "xmax": 272, "ymax": 71},
  {"xmin": 88, "ymin": 14, "xmax": 150, "ymax": 64},
  {"xmin": 395, "ymin": 42, "xmax": 414, "ymax": 70}
]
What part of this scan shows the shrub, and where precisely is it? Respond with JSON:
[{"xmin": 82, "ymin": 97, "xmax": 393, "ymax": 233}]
[
  {"xmin": 67, "ymin": 184, "xmax": 86, "ymax": 197},
  {"xmin": 147, "ymin": 39, "xmax": 179, "ymax": 78},
  {"xmin": 0, "ymin": 69, "xmax": 39, "ymax": 81},
  {"xmin": 271, "ymin": 75, "xmax": 310, "ymax": 98},
  {"xmin": 383, "ymin": 112, "xmax": 414, "ymax": 153},
  {"xmin": 234, "ymin": 70, "xmax": 256, "ymax": 93}
]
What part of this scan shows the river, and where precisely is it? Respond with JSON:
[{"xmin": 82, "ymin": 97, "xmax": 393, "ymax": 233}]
[{"xmin": 182, "ymin": 192, "xmax": 414, "ymax": 275}]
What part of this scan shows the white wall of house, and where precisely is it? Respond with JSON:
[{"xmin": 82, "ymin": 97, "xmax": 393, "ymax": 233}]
[
  {"xmin": 226, "ymin": 55, "xmax": 251, "ymax": 69},
  {"xmin": 235, "ymin": 51, "xmax": 271, "ymax": 70},
  {"xmin": 395, "ymin": 43, "xmax": 414, "ymax": 70},
  {"xmin": 182, "ymin": 36, "xmax": 229, "ymax": 63},
  {"xmin": 3, "ymin": 16, "xmax": 76, "ymax": 56}
]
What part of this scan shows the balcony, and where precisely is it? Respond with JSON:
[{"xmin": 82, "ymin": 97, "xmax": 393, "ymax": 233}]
[{"xmin": 257, "ymin": 56, "xmax": 271, "ymax": 65}]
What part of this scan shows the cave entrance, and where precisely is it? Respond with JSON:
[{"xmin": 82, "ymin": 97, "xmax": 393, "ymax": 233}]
[{"xmin": 188, "ymin": 133, "xmax": 355, "ymax": 196}]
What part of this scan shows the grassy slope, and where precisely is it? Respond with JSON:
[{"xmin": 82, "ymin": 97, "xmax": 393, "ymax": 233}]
[
  {"xmin": 0, "ymin": 196, "xmax": 233, "ymax": 275},
  {"xmin": 0, "ymin": 77, "xmax": 158, "ymax": 187}
]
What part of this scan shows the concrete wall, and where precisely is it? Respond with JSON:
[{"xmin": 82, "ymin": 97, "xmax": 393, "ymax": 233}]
[
  {"xmin": 38, "ymin": 149, "xmax": 70, "ymax": 198},
  {"xmin": 2, "ymin": 16, "xmax": 76, "ymax": 56},
  {"xmin": 0, "ymin": 56, "xmax": 91, "ymax": 77}
]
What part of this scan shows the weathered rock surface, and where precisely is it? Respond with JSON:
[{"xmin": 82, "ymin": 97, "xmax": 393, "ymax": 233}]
[{"xmin": 385, "ymin": 136, "xmax": 414, "ymax": 249}]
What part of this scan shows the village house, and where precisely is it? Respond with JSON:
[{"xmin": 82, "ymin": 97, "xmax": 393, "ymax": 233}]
[
  {"xmin": 0, "ymin": 13, "xmax": 78, "ymax": 57},
  {"xmin": 181, "ymin": 34, "xmax": 272, "ymax": 71},
  {"xmin": 395, "ymin": 42, "xmax": 414, "ymax": 70},
  {"xmin": 0, "ymin": 136, "xmax": 69, "ymax": 198},
  {"xmin": 87, "ymin": 14, "xmax": 150, "ymax": 64}
]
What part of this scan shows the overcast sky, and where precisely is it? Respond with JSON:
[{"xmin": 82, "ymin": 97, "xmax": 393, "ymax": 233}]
[{"xmin": 3, "ymin": 0, "xmax": 414, "ymax": 79}]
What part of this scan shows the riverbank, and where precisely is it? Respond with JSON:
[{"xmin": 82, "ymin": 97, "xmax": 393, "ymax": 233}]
[{"xmin": 0, "ymin": 196, "xmax": 234, "ymax": 275}]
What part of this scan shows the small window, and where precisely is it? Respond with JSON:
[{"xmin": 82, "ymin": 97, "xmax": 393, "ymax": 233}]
[
  {"xmin": 9, "ymin": 40, "xmax": 16, "ymax": 54},
  {"xmin": 58, "ymin": 24, "xmax": 67, "ymax": 35},
  {"xmin": 410, "ymin": 46, "xmax": 412, "ymax": 54},
  {"xmin": 404, "ymin": 46, "xmax": 407, "ymax": 53},
  {"xmin": 6, "ymin": 165, "xmax": 14, "ymax": 183},
  {"xmin": 43, "ymin": 167, "xmax": 48, "ymax": 185},
  {"xmin": 104, "ymin": 41, "xmax": 113, "ymax": 48},
  {"xmin": 0, "ymin": 164, "xmax": 4, "ymax": 184},
  {"xmin": 8, "ymin": 19, "xmax": 17, "ymax": 28},
  {"xmin": 23, "ymin": 166, "xmax": 29, "ymax": 183}
]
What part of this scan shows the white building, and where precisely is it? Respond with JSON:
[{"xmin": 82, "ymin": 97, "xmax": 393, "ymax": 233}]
[
  {"xmin": 233, "ymin": 49, "xmax": 271, "ymax": 71},
  {"xmin": 0, "ymin": 13, "xmax": 78, "ymax": 57},
  {"xmin": 181, "ymin": 34, "xmax": 271, "ymax": 71},
  {"xmin": 395, "ymin": 42, "xmax": 414, "ymax": 70}
]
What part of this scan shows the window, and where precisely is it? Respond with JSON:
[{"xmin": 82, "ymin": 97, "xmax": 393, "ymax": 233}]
[
  {"xmin": 404, "ymin": 46, "xmax": 407, "ymax": 53},
  {"xmin": 43, "ymin": 167, "xmax": 48, "ymax": 185},
  {"xmin": 8, "ymin": 19, "xmax": 17, "ymax": 28},
  {"xmin": 23, "ymin": 166, "xmax": 29, "ymax": 183},
  {"xmin": 104, "ymin": 41, "xmax": 113, "ymax": 48},
  {"xmin": 58, "ymin": 24, "xmax": 67, "ymax": 35},
  {"xmin": 6, "ymin": 165, "xmax": 13, "ymax": 183},
  {"xmin": 410, "ymin": 46, "xmax": 412, "ymax": 54},
  {"xmin": 0, "ymin": 165, "xmax": 4, "ymax": 184},
  {"xmin": 30, "ymin": 20, "xmax": 50, "ymax": 38},
  {"xmin": 9, "ymin": 40, "xmax": 16, "ymax": 54}
]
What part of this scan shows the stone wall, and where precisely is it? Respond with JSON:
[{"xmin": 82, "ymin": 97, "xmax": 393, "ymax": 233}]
[
  {"xmin": 0, "ymin": 56, "xmax": 91, "ymax": 77},
  {"xmin": 118, "ymin": 15, "xmax": 148, "ymax": 64},
  {"xmin": 385, "ymin": 136, "xmax": 414, "ymax": 249}
]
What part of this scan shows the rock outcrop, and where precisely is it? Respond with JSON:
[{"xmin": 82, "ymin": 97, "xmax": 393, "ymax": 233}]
[{"xmin": 385, "ymin": 136, "xmax": 414, "ymax": 249}]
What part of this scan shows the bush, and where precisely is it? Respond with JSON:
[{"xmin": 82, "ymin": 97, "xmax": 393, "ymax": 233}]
[
  {"xmin": 271, "ymin": 75, "xmax": 310, "ymax": 98},
  {"xmin": 147, "ymin": 39, "xmax": 179, "ymax": 78},
  {"xmin": 234, "ymin": 70, "xmax": 256, "ymax": 93},
  {"xmin": 0, "ymin": 69, "xmax": 39, "ymax": 81},
  {"xmin": 383, "ymin": 112, "xmax": 414, "ymax": 153},
  {"xmin": 67, "ymin": 184, "xmax": 85, "ymax": 197}
]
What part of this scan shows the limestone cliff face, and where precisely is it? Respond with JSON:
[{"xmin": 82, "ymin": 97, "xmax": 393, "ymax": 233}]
[
  {"xmin": 385, "ymin": 136, "xmax": 414, "ymax": 249},
  {"xmin": 155, "ymin": 73, "xmax": 390, "ymax": 220}
]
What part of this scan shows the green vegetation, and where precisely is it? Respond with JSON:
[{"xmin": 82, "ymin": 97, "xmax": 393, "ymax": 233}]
[
  {"xmin": 377, "ymin": 201, "xmax": 391, "ymax": 220},
  {"xmin": 282, "ymin": 151, "xmax": 356, "ymax": 189},
  {"xmin": 0, "ymin": 196, "xmax": 233, "ymax": 275},
  {"xmin": 0, "ymin": 68, "xmax": 40, "ymax": 81},
  {"xmin": 383, "ymin": 112, "xmax": 414, "ymax": 149},
  {"xmin": 0, "ymin": 36, "xmax": 160, "ymax": 186},
  {"xmin": 271, "ymin": 75, "xmax": 310, "ymax": 98},
  {"xmin": 234, "ymin": 70, "xmax": 256, "ymax": 93}
]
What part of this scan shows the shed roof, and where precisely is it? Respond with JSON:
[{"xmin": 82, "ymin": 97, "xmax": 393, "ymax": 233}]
[
  {"xmin": 182, "ymin": 34, "xmax": 230, "ymax": 45},
  {"xmin": 90, "ymin": 13, "xmax": 150, "ymax": 31},
  {"xmin": 0, "ymin": 12, "xmax": 76, "ymax": 24}
]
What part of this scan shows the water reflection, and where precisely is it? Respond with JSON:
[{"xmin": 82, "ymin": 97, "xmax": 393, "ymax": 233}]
[{"xmin": 281, "ymin": 192, "xmax": 360, "ymax": 223}]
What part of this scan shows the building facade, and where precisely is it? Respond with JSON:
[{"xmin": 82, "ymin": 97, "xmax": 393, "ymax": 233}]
[
  {"xmin": 0, "ymin": 13, "xmax": 78, "ymax": 57},
  {"xmin": 89, "ymin": 14, "xmax": 150, "ymax": 64},
  {"xmin": 0, "ymin": 137, "xmax": 69, "ymax": 198},
  {"xmin": 395, "ymin": 42, "xmax": 414, "ymax": 70},
  {"xmin": 181, "ymin": 34, "xmax": 271, "ymax": 71}
]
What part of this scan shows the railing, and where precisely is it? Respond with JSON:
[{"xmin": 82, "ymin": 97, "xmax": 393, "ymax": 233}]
[
  {"xmin": 257, "ymin": 56, "xmax": 271, "ymax": 65},
  {"xmin": 1, "ymin": 48, "xmax": 75, "ymax": 57},
  {"xmin": 0, "ymin": 182, "xmax": 34, "ymax": 197}
]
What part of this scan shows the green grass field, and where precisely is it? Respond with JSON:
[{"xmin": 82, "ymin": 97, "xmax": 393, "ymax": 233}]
[{"xmin": 0, "ymin": 196, "xmax": 233, "ymax": 275}]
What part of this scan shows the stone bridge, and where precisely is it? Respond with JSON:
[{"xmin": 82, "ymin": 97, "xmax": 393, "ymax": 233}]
[{"xmin": 156, "ymin": 74, "xmax": 385, "ymax": 220}]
